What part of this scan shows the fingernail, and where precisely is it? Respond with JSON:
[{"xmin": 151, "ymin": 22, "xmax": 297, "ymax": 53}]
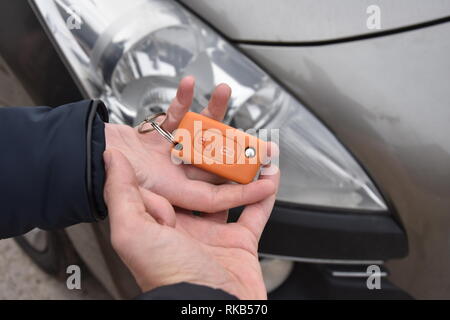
[
  {"xmin": 185, "ymin": 75, "xmax": 195, "ymax": 85},
  {"xmin": 104, "ymin": 150, "xmax": 112, "ymax": 170}
]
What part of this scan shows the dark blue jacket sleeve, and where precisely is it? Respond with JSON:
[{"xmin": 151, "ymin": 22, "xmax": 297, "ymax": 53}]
[
  {"xmin": 136, "ymin": 282, "xmax": 238, "ymax": 300},
  {"xmin": 0, "ymin": 100, "xmax": 109, "ymax": 239}
]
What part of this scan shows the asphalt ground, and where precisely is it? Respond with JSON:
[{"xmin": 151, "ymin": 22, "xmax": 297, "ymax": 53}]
[{"xmin": 0, "ymin": 238, "xmax": 111, "ymax": 300}]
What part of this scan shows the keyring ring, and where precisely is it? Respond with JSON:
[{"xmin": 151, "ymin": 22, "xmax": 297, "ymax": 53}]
[
  {"xmin": 138, "ymin": 112, "xmax": 182, "ymax": 149},
  {"xmin": 138, "ymin": 112, "xmax": 167, "ymax": 134}
]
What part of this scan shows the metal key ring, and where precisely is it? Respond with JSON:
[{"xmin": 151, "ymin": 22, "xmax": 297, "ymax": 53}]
[
  {"xmin": 138, "ymin": 112, "xmax": 167, "ymax": 134},
  {"xmin": 138, "ymin": 112, "xmax": 182, "ymax": 149}
]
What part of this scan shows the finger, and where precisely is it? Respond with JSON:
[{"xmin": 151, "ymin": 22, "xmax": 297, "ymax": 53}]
[
  {"xmin": 139, "ymin": 187, "xmax": 176, "ymax": 227},
  {"xmin": 169, "ymin": 178, "xmax": 276, "ymax": 213},
  {"xmin": 103, "ymin": 149, "xmax": 154, "ymax": 226},
  {"xmin": 201, "ymin": 83, "xmax": 231, "ymax": 121},
  {"xmin": 164, "ymin": 76, "xmax": 195, "ymax": 131},
  {"xmin": 265, "ymin": 141, "xmax": 279, "ymax": 159},
  {"xmin": 201, "ymin": 210, "xmax": 229, "ymax": 224},
  {"xmin": 238, "ymin": 166, "xmax": 280, "ymax": 241},
  {"xmin": 261, "ymin": 141, "xmax": 280, "ymax": 175},
  {"xmin": 184, "ymin": 165, "xmax": 228, "ymax": 185}
]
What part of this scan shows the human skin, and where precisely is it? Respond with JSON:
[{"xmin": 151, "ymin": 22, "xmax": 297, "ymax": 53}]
[
  {"xmin": 103, "ymin": 149, "xmax": 279, "ymax": 299},
  {"xmin": 103, "ymin": 76, "xmax": 280, "ymax": 299}
]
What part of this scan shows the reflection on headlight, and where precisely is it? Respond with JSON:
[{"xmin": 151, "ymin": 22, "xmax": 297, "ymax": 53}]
[{"xmin": 33, "ymin": 0, "xmax": 387, "ymax": 211}]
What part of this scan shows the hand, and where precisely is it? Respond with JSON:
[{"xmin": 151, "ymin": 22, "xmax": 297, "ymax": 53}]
[
  {"xmin": 103, "ymin": 149, "xmax": 280, "ymax": 300},
  {"xmin": 105, "ymin": 76, "xmax": 275, "ymax": 215}
]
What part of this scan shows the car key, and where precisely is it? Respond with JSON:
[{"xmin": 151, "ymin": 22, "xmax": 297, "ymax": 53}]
[
  {"xmin": 138, "ymin": 111, "xmax": 269, "ymax": 184},
  {"xmin": 173, "ymin": 112, "xmax": 268, "ymax": 184}
]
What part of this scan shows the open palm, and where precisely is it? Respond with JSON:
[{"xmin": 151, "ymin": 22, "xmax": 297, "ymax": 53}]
[{"xmin": 104, "ymin": 149, "xmax": 279, "ymax": 300}]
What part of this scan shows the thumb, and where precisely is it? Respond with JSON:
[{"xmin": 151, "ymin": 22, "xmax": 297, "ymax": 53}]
[{"xmin": 103, "ymin": 149, "xmax": 146, "ymax": 224}]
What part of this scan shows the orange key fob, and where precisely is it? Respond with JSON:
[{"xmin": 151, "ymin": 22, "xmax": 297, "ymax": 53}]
[{"xmin": 172, "ymin": 112, "xmax": 268, "ymax": 184}]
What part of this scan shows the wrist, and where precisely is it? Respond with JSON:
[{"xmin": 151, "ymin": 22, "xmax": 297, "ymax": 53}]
[
  {"xmin": 104, "ymin": 122, "xmax": 120, "ymax": 150},
  {"xmin": 136, "ymin": 269, "xmax": 267, "ymax": 300}
]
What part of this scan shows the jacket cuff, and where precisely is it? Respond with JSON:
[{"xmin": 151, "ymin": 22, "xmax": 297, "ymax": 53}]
[
  {"xmin": 86, "ymin": 100, "xmax": 109, "ymax": 221},
  {"xmin": 135, "ymin": 282, "xmax": 238, "ymax": 300}
]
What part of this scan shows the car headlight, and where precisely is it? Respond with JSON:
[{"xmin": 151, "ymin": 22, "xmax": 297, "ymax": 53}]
[{"xmin": 32, "ymin": 0, "xmax": 387, "ymax": 211}]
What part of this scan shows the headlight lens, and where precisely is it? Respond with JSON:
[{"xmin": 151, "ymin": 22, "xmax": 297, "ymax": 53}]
[{"xmin": 33, "ymin": 0, "xmax": 387, "ymax": 211}]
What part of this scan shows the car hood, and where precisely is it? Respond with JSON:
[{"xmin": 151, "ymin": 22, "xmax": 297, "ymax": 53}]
[{"xmin": 180, "ymin": 0, "xmax": 450, "ymax": 42}]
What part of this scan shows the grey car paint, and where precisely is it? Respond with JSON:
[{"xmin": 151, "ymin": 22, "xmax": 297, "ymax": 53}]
[
  {"xmin": 0, "ymin": 55, "xmax": 34, "ymax": 106},
  {"xmin": 180, "ymin": 0, "xmax": 450, "ymax": 42},
  {"xmin": 236, "ymin": 23, "xmax": 450, "ymax": 299},
  {"xmin": 181, "ymin": 0, "xmax": 450, "ymax": 298}
]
